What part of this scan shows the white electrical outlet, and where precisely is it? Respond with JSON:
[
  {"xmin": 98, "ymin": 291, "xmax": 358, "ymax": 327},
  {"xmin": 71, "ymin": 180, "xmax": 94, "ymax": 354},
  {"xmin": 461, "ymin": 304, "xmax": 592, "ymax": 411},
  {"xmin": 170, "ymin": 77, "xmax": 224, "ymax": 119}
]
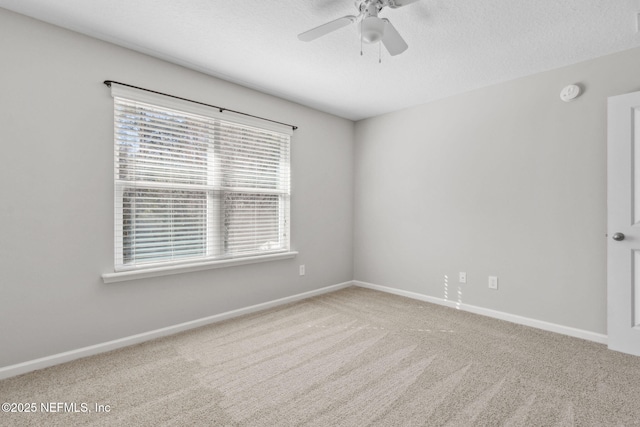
[
  {"xmin": 488, "ymin": 276, "xmax": 498, "ymax": 290},
  {"xmin": 299, "ymin": 265, "xmax": 305, "ymax": 276},
  {"xmin": 459, "ymin": 272, "xmax": 466, "ymax": 283}
]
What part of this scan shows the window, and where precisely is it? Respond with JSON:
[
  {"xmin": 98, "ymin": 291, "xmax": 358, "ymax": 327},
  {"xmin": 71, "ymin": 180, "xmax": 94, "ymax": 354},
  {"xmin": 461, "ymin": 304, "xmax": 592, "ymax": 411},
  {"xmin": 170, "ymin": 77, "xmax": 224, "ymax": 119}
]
[{"xmin": 109, "ymin": 84, "xmax": 292, "ymax": 273}]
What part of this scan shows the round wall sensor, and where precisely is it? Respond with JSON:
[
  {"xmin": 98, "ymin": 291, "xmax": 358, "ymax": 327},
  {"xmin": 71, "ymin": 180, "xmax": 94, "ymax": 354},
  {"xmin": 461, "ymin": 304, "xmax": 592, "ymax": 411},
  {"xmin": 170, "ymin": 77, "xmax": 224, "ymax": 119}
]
[{"xmin": 560, "ymin": 84, "xmax": 581, "ymax": 102}]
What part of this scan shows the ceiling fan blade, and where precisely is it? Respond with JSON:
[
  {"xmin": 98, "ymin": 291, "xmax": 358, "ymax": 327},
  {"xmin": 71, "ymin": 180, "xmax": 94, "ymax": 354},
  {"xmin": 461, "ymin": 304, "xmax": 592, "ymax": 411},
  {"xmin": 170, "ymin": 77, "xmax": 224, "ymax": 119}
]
[
  {"xmin": 387, "ymin": 0, "xmax": 421, "ymax": 8},
  {"xmin": 381, "ymin": 19, "xmax": 408, "ymax": 56},
  {"xmin": 298, "ymin": 15, "xmax": 357, "ymax": 42}
]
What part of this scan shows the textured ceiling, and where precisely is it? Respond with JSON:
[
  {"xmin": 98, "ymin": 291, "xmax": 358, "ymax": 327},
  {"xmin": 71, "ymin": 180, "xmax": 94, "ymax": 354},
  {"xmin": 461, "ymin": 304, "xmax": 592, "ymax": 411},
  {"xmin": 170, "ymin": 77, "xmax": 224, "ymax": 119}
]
[{"xmin": 1, "ymin": 0, "xmax": 640, "ymax": 120}]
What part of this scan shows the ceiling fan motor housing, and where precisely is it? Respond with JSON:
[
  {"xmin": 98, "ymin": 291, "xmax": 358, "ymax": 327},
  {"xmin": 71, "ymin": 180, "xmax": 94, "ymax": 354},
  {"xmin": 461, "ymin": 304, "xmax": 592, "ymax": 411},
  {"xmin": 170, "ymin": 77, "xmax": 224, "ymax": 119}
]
[{"xmin": 357, "ymin": 0, "xmax": 384, "ymax": 15}]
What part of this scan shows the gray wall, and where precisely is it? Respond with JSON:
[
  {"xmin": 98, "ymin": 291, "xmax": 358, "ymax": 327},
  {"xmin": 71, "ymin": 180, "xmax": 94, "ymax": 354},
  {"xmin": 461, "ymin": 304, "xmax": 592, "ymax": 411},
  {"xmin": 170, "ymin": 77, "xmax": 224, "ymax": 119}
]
[
  {"xmin": 354, "ymin": 47, "xmax": 640, "ymax": 335},
  {"xmin": 0, "ymin": 8, "xmax": 354, "ymax": 367}
]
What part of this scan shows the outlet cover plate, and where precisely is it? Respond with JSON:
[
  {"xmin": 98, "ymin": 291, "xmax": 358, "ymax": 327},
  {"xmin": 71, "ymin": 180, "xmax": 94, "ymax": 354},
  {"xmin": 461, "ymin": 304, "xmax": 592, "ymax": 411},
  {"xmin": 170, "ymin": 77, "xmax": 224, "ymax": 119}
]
[{"xmin": 488, "ymin": 276, "xmax": 498, "ymax": 290}]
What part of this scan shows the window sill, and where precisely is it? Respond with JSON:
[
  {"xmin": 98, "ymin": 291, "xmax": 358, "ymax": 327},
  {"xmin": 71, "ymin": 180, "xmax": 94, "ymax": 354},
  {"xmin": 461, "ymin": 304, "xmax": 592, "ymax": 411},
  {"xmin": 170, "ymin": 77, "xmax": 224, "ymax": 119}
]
[{"xmin": 102, "ymin": 251, "xmax": 298, "ymax": 284}]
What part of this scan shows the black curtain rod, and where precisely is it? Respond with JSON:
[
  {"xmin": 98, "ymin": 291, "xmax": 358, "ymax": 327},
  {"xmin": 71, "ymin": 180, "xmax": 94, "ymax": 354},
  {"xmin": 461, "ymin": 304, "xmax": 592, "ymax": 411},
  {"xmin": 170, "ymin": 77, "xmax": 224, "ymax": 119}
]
[{"xmin": 103, "ymin": 80, "xmax": 298, "ymax": 131}]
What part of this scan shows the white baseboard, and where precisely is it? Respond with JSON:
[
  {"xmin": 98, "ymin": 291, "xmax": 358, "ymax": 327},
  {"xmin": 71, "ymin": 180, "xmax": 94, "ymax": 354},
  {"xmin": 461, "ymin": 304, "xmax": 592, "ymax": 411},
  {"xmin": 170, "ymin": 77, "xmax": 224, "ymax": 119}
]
[
  {"xmin": 0, "ymin": 281, "xmax": 353, "ymax": 380},
  {"xmin": 353, "ymin": 280, "xmax": 608, "ymax": 345},
  {"xmin": 2, "ymin": 280, "xmax": 607, "ymax": 380}
]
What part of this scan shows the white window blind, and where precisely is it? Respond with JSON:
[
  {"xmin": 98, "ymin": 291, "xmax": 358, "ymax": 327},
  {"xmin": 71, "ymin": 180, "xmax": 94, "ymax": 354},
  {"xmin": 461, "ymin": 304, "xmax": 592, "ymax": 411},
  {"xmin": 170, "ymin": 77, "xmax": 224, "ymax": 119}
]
[{"xmin": 110, "ymin": 84, "xmax": 291, "ymax": 272}]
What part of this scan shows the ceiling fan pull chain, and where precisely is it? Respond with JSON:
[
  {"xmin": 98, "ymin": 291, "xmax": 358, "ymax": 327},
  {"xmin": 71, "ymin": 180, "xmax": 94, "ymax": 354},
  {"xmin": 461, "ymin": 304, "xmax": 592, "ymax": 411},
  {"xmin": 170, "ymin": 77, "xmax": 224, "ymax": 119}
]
[{"xmin": 360, "ymin": 21, "xmax": 363, "ymax": 56}]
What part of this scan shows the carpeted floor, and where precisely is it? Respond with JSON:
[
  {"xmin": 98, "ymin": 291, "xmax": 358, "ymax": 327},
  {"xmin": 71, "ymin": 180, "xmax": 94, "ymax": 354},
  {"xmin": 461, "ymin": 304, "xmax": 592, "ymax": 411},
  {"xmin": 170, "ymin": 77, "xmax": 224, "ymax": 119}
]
[{"xmin": 2, "ymin": 286, "xmax": 640, "ymax": 426}]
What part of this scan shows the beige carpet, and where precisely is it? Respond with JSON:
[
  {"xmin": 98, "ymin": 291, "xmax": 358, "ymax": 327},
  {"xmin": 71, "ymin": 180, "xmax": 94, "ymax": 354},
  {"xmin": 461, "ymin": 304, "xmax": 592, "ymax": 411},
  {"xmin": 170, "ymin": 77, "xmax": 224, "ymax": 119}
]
[{"xmin": 2, "ymin": 286, "xmax": 640, "ymax": 426}]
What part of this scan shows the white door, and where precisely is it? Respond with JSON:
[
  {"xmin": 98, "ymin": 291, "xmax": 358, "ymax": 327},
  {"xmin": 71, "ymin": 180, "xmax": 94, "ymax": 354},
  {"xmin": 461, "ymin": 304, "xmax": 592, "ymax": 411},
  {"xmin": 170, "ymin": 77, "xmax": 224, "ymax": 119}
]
[{"xmin": 608, "ymin": 90, "xmax": 640, "ymax": 356}]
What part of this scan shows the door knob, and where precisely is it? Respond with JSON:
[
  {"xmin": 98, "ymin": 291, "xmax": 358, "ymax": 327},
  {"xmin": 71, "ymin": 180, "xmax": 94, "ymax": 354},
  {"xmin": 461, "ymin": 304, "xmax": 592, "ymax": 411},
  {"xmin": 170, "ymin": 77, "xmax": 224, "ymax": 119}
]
[{"xmin": 612, "ymin": 232, "xmax": 625, "ymax": 241}]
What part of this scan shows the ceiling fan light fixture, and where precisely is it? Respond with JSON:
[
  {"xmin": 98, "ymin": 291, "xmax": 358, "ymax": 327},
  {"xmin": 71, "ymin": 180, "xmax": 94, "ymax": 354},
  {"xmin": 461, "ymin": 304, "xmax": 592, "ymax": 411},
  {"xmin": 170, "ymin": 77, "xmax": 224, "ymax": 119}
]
[{"xmin": 360, "ymin": 16, "xmax": 385, "ymax": 43}]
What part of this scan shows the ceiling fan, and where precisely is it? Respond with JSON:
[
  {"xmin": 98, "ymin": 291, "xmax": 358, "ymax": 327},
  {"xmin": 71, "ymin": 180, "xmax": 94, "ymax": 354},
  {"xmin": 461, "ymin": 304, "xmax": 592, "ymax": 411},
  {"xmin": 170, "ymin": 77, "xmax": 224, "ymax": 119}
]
[{"xmin": 298, "ymin": 0, "xmax": 421, "ymax": 57}]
